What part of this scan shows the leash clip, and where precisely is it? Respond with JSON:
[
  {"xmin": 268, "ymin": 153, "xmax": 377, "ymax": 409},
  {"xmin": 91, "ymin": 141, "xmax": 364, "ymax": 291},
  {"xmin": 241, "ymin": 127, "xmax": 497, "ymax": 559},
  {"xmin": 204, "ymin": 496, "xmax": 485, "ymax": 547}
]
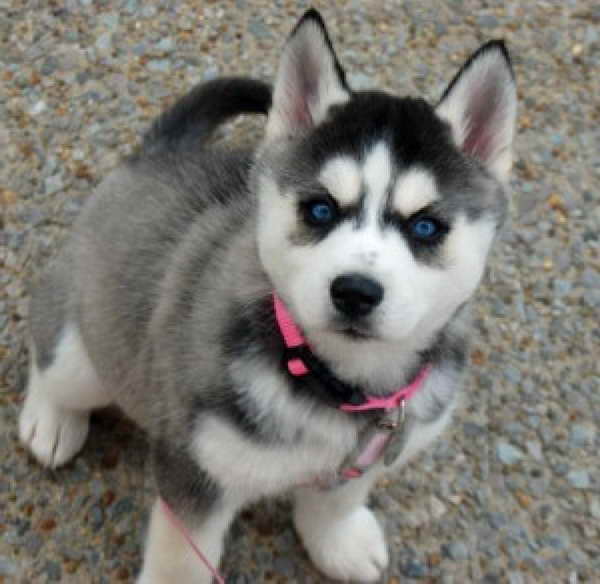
[
  {"xmin": 383, "ymin": 401, "xmax": 410, "ymax": 467},
  {"xmin": 377, "ymin": 399, "xmax": 406, "ymax": 430},
  {"xmin": 334, "ymin": 401, "xmax": 408, "ymax": 485}
]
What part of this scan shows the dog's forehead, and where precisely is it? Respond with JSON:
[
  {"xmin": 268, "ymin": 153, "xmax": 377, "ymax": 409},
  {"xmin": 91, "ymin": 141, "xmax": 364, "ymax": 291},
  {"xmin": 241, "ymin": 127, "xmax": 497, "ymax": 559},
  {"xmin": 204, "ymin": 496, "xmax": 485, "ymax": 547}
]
[
  {"xmin": 308, "ymin": 92, "xmax": 455, "ymax": 169},
  {"xmin": 317, "ymin": 143, "xmax": 393, "ymax": 206},
  {"xmin": 302, "ymin": 92, "xmax": 506, "ymax": 220},
  {"xmin": 316, "ymin": 147, "xmax": 443, "ymax": 223},
  {"xmin": 269, "ymin": 91, "xmax": 507, "ymax": 223}
]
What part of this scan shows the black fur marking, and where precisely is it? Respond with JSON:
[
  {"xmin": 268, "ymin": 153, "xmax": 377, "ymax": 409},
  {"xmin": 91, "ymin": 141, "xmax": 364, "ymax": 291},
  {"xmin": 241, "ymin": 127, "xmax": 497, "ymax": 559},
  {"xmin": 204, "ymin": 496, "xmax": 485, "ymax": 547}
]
[
  {"xmin": 307, "ymin": 94, "xmax": 455, "ymax": 173},
  {"xmin": 142, "ymin": 77, "xmax": 271, "ymax": 153},
  {"xmin": 153, "ymin": 438, "xmax": 222, "ymax": 518},
  {"xmin": 191, "ymin": 392, "xmax": 271, "ymax": 443},
  {"xmin": 221, "ymin": 297, "xmax": 281, "ymax": 364}
]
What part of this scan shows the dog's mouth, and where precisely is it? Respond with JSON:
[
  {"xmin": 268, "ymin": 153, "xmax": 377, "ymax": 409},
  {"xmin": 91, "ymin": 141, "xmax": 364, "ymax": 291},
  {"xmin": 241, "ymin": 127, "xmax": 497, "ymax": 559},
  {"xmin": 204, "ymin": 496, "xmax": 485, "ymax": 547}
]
[
  {"xmin": 342, "ymin": 328, "xmax": 372, "ymax": 340},
  {"xmin": 332, "ymin": 322, "xmax": 375, "ymax": 341}
]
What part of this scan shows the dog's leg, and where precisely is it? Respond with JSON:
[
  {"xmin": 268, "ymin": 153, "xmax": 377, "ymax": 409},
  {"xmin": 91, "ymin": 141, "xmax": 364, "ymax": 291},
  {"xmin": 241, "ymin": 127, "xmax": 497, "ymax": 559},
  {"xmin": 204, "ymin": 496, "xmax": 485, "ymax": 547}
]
[
  {"xmin": 136, "ymin": 496, "xmax": 238, "ymax": 584},
  {"xmin": 294, "ymin": 471, "xmax": 388, "ymax": 582},
  {"xmin": 19, "ymin": 324, "xmax": 110, "ymax": 468}
]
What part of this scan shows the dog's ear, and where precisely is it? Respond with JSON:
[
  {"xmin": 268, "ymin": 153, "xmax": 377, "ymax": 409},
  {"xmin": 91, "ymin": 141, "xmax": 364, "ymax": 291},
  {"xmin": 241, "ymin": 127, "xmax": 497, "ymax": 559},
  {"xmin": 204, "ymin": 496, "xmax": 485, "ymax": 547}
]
[
  {"xmin": 265, "ymin": 9, "xmax": 350, "ymax": 141},
  {"xmin": 436, "ymin": 41, "xmax": 516, "ymax": 182}
]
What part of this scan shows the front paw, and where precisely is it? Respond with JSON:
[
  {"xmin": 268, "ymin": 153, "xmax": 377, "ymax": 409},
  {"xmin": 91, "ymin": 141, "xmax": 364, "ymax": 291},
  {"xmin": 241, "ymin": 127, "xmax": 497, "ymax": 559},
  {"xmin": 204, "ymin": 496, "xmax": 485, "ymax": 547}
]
[{"xmin": 295, "ymin": 505, "xmax": 388, "ymax": 582}]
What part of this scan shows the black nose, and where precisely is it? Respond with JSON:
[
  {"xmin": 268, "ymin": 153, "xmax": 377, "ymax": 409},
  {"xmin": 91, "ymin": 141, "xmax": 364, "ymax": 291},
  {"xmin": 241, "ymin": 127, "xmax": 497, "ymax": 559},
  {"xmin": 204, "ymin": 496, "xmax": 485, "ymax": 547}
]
[{"xmin": 330, "ymin": 274, "xmax": 384, "ymax": 318}]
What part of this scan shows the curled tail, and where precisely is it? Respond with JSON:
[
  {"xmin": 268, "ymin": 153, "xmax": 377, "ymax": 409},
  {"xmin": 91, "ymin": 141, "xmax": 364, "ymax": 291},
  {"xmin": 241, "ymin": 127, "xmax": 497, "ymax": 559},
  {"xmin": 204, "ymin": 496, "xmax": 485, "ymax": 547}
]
[{"xmin": 143, "ymin": 77, "xmax": 271, "ymax": 152}]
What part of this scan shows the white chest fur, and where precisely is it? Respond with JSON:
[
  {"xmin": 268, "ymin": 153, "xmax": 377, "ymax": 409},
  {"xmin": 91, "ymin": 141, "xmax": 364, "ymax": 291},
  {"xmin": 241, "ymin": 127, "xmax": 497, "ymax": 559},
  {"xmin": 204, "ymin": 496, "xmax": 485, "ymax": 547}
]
[{"xmin": 190, "ymin": 359, "xmax": 458, "ymax": 500}]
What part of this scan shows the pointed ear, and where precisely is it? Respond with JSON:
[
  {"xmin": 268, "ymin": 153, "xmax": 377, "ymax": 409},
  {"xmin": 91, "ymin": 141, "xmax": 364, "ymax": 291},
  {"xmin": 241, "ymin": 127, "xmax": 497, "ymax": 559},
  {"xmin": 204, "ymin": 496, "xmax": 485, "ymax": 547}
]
[
  {"xmin": 436, "ymin": 41, "xmax": 517, "ymax": 182},
  {"xmin": 265, "ymin": 9, "xmax": 350, "ymax": 141}
]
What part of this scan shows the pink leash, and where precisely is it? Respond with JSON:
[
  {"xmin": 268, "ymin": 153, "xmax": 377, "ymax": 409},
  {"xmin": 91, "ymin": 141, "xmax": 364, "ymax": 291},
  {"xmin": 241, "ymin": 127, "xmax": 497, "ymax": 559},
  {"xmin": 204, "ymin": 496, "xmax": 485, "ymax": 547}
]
[{"xmin": 160, "ymin": 498, "xmax": 226, "ymax": 584}]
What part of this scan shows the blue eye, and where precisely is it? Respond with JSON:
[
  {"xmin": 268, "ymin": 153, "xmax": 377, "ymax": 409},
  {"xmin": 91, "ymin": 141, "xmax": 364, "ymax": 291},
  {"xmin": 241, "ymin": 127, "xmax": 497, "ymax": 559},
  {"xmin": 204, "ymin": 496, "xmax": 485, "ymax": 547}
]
[
  {"xmin": 306, "ymin": 200, "xmax": 336, "ymax": 225},
  {"xmin": 411, "ymin": 218, "xmax": 440, "ymax": 240}
]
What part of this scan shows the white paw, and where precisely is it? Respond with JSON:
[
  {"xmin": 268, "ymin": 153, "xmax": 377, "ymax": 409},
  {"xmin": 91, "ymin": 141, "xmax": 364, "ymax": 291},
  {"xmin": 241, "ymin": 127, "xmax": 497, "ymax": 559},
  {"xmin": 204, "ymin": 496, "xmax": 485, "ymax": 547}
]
[
  {"xmin": 19, "ymin": 388, "xmax": 89, "ymax": 468},
  {"xmin": 296, "ymin": 505, "xmax": 389, "ymax": 582}
]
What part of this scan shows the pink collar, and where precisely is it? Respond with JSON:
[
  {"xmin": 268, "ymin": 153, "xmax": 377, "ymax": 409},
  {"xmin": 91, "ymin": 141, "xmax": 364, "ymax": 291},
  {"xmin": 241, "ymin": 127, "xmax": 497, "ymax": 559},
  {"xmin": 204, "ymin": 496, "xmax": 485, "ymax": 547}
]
[{"xmin": 273, "ymin": 293, "xmax": 431, "ymax": 413}]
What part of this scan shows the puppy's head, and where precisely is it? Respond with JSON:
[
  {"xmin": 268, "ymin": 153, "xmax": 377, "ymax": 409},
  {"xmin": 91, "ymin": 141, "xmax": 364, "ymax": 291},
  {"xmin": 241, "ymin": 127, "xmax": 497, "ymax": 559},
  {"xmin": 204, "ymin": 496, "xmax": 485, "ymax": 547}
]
[{"xmin": 255, "ymin": 10, "xmax": 516, "ymax": 347}]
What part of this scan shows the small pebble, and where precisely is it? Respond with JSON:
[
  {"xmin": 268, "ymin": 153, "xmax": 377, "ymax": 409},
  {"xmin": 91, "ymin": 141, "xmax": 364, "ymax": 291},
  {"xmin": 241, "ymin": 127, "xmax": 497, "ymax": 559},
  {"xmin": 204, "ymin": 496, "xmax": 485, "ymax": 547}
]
[
  {"xmin": 443, "ymin": 541, "xmax": 470, "ymax": 560},
  {"xmin": 89, "ymin": 504, "xmax": 105, "ymax": 531},
  {"xmin": 503, "ymin": 365, "xmax": 521, "ymax": 385},
  {"xmin": 202, "ymin": 65, "xmax": 220, "ymax": 81},
  {"xmin": 569, "ymin": 424, "xmax": 595, "ymax": 447},
  {"xmin": 96, "ymin": 32, "xmax": 113, "ymax": 51},
  {"xmin": 111, "ymin": 497, "xmax": 135, "ymax": 520},
  {"xmin": 348, "ymin": 72, "xmax": 371, "ymax": 89},
  {"xmin": 507, "ymin": 571, "xmax": 525, "ymax": 584},
  {"xmin": 477, "ymin": 14, "xmax": 499, "ymax": 28},
  {"xmin": 429, "ymin": 496, "xmax": 447, "ymax": 519},
  {"xmin": 44, "ymin": 175, "xmax": 64, "ymax": 196},
  {"xmin": 583, "ymin": 289, "xmax": 600, "ymax": 308},
  {"xmin": 29, "ymin": 100, "xmax": 47, "ymax": 115},
  {"xmin": 155, "ymin": 37, "xmax": 175, "ymax": 52},
  {"xmin": 567, "ymin": 470, "xmax": 590, "ymax": 489},
  {"xmin": 23, "ymin": 533, "xmax": 43, "ymax": 556},
  {"xmin": 496, "ymin": 442, "xmax": 524, "ymax": 465},
  {"xmin": 526, "ymin": 440, "xmax": 544, "ymax": 462},
  {"xmin": 45, "ymin": 560, "xmax": 62, "ymax": 582},
  {"xmin": 541, "ymin": 533, "xmax": 570, "ymax": 550},
  {"xmin": 0, "ymin": 557, "xmax": 17, "ymax": 576},
  {"xmin": 248, "ymin": 19, "xmax": 271, "ymax": 39},
  {"xmin": 401, "ymin": 559, "xmax": 428, "ymax": 578},
  {"xmin": 146, "ymin": 59, "xmax": 171, "ymax": 73},
  {"xmin": 581, "ymin": 268, "xmax": 600, "ymax": 289},
  {"xmin": 589, "ymin": 497, "xmax": 600, "ymax": 519},
  {"xmin": 552, "ymin": 279, "xmax": 572, "ymax": 297}
]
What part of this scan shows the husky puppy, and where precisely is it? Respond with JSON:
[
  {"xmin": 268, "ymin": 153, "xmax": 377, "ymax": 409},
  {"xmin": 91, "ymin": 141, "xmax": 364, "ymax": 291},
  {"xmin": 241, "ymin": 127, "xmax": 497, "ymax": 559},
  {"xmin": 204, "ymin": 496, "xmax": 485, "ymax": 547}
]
[{"xmin": 18, "ymin": 9, "xmax": 516, "ymax": 583}]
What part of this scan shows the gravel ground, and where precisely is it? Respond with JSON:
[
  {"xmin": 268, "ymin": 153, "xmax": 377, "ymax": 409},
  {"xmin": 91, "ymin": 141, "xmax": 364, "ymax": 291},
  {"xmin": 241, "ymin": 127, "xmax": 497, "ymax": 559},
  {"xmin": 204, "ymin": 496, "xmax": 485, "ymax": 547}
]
[{"xmin": 1, "ymin": 1, "xmax": 599, "ymax": 583}]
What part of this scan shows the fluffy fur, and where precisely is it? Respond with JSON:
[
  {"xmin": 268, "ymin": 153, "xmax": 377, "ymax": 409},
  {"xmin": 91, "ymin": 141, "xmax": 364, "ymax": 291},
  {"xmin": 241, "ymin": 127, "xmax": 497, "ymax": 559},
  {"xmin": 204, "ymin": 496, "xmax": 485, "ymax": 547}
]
[{"xmin": 19, "ymin": 9, "xmax": 516, "ymax": 582}]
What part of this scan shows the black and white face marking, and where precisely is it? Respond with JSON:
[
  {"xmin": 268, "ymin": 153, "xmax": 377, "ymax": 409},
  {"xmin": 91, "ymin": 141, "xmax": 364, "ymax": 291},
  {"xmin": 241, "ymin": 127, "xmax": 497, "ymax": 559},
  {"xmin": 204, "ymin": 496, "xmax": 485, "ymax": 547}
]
[
  {"xmin": 258, "ymin": 139, "xmax": 499, "ymax": 344},
  {"xmin": 257, "ymin": 15, "xmax": 515, "ymax": 347}
]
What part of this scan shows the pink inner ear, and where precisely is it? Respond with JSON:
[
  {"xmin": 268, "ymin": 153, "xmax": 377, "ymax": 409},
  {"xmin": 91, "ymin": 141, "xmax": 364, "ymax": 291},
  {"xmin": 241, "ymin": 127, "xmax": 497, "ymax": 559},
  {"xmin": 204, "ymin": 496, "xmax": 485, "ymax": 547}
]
[
  {"xmin": 289, "ymin": 95, "xmax": 313, "ymax": 130},
  {"xmin": 285, "ymin": 57, "xmax": 318, "ymax": 131},
  {"xmin": 462, "ymin": 81, "xmax": 502, "ymax": 163}
]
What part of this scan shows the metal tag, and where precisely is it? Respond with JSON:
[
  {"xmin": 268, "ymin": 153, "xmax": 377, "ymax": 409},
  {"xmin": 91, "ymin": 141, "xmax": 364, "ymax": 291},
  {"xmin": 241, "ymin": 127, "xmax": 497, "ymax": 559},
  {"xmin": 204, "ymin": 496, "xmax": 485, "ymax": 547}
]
[
  {"xmin": 317, "ymin": 401, "xmax": 410, "ymax": 490},
  {"xmin": 383, "ymin": 400, "xmax": 409, "ymax": 466}
]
